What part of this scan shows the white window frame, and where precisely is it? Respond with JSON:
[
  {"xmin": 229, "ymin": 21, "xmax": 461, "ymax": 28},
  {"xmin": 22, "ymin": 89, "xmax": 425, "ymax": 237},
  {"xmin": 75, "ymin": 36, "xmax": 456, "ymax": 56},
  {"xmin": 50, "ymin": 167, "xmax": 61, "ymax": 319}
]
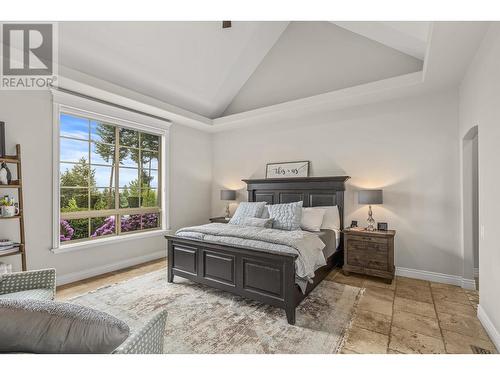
[{"xmin": 51, "ymin": 88, "xmax": 170, "ymax": 253}]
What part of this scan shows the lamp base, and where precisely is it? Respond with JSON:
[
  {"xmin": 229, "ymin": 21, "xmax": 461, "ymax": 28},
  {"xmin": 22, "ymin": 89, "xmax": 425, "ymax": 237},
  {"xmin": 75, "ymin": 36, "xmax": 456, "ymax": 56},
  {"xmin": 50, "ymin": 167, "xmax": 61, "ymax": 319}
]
[
  {"xmin": 225, "ymin": 204, "xmax": 231, "ymax": 218},
  {"xmin": 366, "ymin": 205, "xmax": 376, "ymax": 231}
]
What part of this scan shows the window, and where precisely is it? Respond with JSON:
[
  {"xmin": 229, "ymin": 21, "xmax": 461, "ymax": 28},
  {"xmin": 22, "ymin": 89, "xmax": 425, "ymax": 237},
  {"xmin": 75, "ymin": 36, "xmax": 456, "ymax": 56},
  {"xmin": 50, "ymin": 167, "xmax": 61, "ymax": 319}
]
[{"xmin": 58, "ymin": 112, "xmax": 163, "ymax": 245}]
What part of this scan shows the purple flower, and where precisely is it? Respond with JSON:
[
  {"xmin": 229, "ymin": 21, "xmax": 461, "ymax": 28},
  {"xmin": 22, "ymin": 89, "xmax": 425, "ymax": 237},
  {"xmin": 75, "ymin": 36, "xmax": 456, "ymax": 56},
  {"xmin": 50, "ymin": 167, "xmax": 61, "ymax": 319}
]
[
  {"xmin": 60, "ymin": 220, "xmax": 74, "ymax": 242},
  {"xmin": 92, "ymin": 216, "xmax": 116, "ymax": 237}
]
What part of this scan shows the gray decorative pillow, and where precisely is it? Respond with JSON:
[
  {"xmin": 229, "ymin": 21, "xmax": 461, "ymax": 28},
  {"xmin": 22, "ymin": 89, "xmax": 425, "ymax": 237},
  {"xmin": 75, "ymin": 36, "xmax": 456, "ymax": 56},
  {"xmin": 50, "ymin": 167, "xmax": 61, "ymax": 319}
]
[
  {"xmin": 229, "ymin": 201, "xmax": 267, "ymax": 225},
  {"xmin": 241, "ymin": 217, "xmax": 274, "ymax": 228},
  {"xmin": 0, "ymin": 299, "xmax": 130, "ymax": 354},
  {"xmin": 267, "ymin": 201, "xmax": 303, "ymax": 231}
]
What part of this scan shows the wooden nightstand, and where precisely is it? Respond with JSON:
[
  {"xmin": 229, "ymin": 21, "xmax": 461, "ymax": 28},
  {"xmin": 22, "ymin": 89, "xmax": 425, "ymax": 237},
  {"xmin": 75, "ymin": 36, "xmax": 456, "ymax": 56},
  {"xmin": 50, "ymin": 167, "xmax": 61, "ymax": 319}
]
[
  {"xmin": 343, "ymin": 228, "xmax": 395, "ymax": 283},
  {"xmin": 209, "ymin": 216, "xmax": 230, "ymax": 224}
]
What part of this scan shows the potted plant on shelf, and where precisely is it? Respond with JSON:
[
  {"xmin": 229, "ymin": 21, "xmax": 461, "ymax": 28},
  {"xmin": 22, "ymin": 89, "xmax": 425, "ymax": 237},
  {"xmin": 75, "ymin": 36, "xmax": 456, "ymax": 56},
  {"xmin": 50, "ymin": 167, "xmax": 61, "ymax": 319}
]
[{"xmin": 0, "ymin": 196, "xmax": 19, "ymax": 217}]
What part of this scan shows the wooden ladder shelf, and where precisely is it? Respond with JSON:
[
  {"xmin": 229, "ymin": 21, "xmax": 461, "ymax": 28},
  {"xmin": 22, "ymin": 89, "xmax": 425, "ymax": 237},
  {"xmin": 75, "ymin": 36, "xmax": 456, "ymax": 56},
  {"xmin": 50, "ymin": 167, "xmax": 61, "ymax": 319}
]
[{"xmin": 0, "ymin": 144, "xmax": 27, "ymax": 270}]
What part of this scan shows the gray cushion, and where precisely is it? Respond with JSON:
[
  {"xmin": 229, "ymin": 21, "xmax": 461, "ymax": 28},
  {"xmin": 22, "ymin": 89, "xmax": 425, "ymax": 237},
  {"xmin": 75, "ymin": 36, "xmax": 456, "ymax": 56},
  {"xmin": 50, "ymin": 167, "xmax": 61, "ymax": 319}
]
[
  {"xmin": 241, "ymin": 217, "xmax": 274, "ymax": 228},
  {"xmin": 267, "ymin": 201, "xmax": 303, "ymax": 231},
  {"xmin": 0, "ymin": 288, "xmax": 53, "ymax": 300},
  {"xmin": 229, "ymin": 201, "xmax": 267, "ymax": 225},
  {"xmin": 0, "ymin": 299, "xmax": 130, "ymax": 354}
]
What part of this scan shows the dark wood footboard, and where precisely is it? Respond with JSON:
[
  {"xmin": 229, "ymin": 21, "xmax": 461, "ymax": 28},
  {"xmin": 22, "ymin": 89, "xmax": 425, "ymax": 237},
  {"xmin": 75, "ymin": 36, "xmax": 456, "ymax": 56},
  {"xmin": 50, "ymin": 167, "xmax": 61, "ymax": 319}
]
[{"xmin": 166, "ymin": 235, "xmax": 299, "ymax": 324}]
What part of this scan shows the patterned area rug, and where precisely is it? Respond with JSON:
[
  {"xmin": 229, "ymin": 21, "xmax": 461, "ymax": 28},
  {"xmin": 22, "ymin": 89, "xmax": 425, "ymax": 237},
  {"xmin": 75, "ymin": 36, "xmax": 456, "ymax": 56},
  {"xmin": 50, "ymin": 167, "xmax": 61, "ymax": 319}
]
[{"xmin": 70, "ymin": 270, "xmax": 362, "ymax": 354}]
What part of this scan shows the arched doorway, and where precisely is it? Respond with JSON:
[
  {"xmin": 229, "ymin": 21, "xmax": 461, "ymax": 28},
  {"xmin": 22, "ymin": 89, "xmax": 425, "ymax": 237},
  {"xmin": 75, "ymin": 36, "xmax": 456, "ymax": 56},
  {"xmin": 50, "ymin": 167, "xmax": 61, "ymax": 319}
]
[{"xmin": 462, "ymin": 126, "xmax": 479, "ymax": 290}]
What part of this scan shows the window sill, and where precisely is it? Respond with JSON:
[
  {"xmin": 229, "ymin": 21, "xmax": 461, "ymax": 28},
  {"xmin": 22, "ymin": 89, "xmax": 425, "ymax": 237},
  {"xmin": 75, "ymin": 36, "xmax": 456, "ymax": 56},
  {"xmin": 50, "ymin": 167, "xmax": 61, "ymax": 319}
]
[{"xmin": 51, "ymin": 229, "xmax": 172, "ymax": 254}]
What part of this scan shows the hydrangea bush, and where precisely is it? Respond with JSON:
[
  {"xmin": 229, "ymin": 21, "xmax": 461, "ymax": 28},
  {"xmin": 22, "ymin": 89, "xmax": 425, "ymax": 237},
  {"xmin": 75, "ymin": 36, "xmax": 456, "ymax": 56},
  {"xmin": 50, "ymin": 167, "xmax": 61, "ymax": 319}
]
[{"xmin": 60, "ymin": 213, "xmax": 159, "ymax": 242}]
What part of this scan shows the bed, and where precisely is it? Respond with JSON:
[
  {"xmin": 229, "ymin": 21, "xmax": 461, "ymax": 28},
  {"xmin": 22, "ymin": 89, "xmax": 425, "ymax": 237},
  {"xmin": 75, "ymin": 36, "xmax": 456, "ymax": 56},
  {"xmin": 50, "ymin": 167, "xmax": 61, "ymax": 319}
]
[{"xmin": 165, "ymin": 176, "xmax": 350, "ymax": 324}]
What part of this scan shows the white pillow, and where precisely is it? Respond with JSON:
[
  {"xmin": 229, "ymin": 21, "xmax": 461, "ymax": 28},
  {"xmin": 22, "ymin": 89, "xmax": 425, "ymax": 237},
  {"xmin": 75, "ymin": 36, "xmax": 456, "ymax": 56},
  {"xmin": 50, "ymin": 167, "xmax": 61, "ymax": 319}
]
[
  {"xmin": 312, "ymin": 205, "xmax": 341, "ymax": 231},
  {"xmin": 300, "ymin": 207, "xmax": 326, "ymax": 232}
]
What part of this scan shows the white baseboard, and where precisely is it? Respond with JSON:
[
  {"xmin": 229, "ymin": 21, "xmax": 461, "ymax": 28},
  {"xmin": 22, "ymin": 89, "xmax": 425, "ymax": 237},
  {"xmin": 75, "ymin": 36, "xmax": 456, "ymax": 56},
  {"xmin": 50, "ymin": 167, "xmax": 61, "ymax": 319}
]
[
  {"xmin": 56, "ymin": 250, "xmax": 166, "ymax": 286},
  {"xmin": 477, "ymin": 305, "xmax": 500, "ymax": 352},
  {"xmin": 461, "ymin": 278, "xmax": 477, "ymax": 290},
  {"xmin": 396, "ymin": 267, "xmax": 476, "ymax": 290}
]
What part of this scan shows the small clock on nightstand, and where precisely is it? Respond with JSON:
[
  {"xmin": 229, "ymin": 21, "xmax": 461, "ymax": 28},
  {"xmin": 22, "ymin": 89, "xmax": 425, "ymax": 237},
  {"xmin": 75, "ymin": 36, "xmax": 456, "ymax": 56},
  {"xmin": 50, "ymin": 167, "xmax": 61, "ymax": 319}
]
[{"xmin": 209, "ymin": 216, "xmax": 230, "ymax": 224}]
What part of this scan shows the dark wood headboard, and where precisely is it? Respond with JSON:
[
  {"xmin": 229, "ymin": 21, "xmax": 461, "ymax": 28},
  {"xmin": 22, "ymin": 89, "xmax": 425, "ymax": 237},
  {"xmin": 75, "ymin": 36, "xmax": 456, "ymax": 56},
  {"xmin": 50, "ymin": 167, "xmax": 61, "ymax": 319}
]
[{"xmin": 242, "ymin": 176, "xmax": 350, "ymax": 230}]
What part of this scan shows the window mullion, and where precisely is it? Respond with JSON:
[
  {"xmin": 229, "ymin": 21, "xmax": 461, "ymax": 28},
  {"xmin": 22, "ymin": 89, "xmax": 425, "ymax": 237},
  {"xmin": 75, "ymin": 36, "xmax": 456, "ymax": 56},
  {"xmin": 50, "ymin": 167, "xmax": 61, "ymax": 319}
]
[
  {"xmin": 88, "ymin": 118, "xmax": 91, "ymax": 238},
  {"xmin": 138, "ymin": 132, "xmax": 142, "ymax": 229},
  {"xmin": 115, "ymin": 126, "xmax": 120, "ymax": 236}
]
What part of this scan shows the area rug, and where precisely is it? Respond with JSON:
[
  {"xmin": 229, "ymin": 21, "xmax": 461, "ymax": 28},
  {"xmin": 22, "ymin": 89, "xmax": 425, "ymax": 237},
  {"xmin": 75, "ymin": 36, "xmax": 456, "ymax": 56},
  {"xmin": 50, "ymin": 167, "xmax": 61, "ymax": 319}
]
[{"xmin": 69, "ymin": 270, "xmax": 362, "ymax": 354}]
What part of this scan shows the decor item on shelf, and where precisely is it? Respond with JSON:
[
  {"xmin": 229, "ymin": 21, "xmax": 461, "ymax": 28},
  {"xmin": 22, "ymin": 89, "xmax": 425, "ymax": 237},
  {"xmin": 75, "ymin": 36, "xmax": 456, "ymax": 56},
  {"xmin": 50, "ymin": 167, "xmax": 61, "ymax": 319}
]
[
  {"xmin": 0, "ymin": 162, "xmax": 11, "ymax": 185},
  {"xmin": 377, "ymin": 222, "xmax": 388, "ymax": 231},
  {"xmin": 358, "ymin": 189, "xmax": 383, "ymax": 231},
  {"xmin": 220, "ymin": 189, "xmax": 236, "ymax": 218},
  {"xmin": 0, "ymin": 239, "xmax": 20, "ymax": 253},
  {"xmin": 350, "ymin": 220, "xmax": 358, "ymax": 228},
  {"xmin": 0, "ymin": 196, "xmax": 18, "ymax": 217},
  {"xmin": 265, "ymin": 160, "xmax": 309, "ymax": 179},
  {"xmin": 0, "ymin": 122, "xmax": 5, "ymax": 158}
]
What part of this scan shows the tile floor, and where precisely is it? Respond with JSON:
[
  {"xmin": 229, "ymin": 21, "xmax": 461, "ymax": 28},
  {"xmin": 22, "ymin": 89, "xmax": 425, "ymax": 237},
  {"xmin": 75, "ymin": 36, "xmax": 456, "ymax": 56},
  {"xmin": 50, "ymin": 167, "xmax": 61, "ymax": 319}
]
[
  {"xmin": 56, "ymin": 259, "xmax": 497, "ymax": 354},
  {"xmin": 330, "ymin": 270, "xmax": 497, "ymax": 354}
]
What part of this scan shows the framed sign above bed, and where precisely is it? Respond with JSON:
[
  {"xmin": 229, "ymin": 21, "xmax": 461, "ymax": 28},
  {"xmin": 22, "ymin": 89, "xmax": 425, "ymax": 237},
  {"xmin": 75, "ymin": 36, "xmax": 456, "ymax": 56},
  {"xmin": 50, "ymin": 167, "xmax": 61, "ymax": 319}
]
[{"xmin": 266, "ymin": 160, "xmax": 309, "ymax": 179}]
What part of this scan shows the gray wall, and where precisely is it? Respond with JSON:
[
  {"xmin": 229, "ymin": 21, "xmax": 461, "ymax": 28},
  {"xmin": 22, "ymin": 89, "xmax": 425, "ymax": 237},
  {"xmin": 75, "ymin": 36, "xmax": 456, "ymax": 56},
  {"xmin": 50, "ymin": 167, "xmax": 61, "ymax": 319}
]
[
  {"xmin": 0, "ymin": 90, "xmax": 212, "ymax": 282},
  {"xmin": 459, "ymin": 22, "xmax": 500, "ymax": 340},
  {"xmin": 223, "ymin": 22, "xmax": 423, "ymax": 115},
  {"xmin": 213, "ymin": 90, "xmax": 462, "ymax": 276}
]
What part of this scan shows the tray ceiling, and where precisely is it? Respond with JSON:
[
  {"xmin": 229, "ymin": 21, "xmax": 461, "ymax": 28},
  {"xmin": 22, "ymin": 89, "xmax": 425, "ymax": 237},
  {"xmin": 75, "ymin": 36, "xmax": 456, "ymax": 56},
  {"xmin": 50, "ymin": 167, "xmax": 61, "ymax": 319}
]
[{"xmin": 59, "ymin": 21, "xmax": 428, "ymax": 119}]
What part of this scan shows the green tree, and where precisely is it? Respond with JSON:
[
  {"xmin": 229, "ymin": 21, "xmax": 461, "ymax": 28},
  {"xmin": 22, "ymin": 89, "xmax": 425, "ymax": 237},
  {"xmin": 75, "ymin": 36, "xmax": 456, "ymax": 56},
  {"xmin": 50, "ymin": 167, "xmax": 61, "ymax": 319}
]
[
  {"xmin": 94, "ymin": 124, "xmax": 119, "ymax": 207},
  {"xmin": 60, "ymin": 158, "xmax": 95, "ymax": 212},
  {"xmin": 92, "ymin": 126, "xmax": 160, "ymax": 209},
  {"xmin": 60, "ymin": 157, "xmax": 95, "ymax": 187}
]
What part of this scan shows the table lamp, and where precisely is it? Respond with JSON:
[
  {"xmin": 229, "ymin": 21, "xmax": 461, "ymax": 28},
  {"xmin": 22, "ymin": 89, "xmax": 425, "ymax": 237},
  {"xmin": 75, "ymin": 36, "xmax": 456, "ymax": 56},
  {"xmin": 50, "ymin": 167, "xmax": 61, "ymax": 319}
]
[
  {"xmin": 220, "ymin": 189, "xmax": 236, "ymax": 218},
  {"xmin": 358, "ymin": 190, "xmax": 383, "ymax": 231}
]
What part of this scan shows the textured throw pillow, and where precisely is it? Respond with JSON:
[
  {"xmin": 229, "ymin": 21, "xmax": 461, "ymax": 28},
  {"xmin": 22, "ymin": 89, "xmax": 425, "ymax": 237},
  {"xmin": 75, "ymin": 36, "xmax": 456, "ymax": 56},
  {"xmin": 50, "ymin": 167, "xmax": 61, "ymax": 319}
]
[
  {"xmin": 229, "ymin": 201, "xmax": 267, "ymax": 225},
  {"xmin": 241, "ymin": 217, "xmax": 274, "ymax": 228},
  {"xmin": 300, "ymin": 207, "xmax": 326, "ymax": 232},
  {"xmin": 0, "ymin": 299, "xmax": 130, "ymax": 354},
  {"xmin": 267, "ymin": 201, "xmax": 303, "ymax": 231}
]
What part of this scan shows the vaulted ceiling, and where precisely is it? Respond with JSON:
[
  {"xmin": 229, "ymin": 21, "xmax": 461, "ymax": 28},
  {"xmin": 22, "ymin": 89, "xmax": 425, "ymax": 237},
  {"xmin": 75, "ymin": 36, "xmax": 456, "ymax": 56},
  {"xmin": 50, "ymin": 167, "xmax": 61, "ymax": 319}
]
[{"xmin": 58, "ymin": 21, "xmax": 430, "ymax": 119}]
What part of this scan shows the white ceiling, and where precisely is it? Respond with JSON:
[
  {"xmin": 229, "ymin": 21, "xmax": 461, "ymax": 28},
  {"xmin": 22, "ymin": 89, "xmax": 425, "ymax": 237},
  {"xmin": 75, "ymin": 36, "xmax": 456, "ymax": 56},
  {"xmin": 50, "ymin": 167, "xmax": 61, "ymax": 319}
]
[
  {"xmin": 332, "ymin": 21, "xmax": 430, "ymax": 60},
  {"xmin": 59, "ymin": 21, "xmax": 428, "ymax": 119},
  {"xmin": 57, "ymin": 21, "xmax": 487, "ymax": 126},
  {"xmin": 224, "ymin": 22, "xmax": 422, "ymax": 116},
  {"xmin": 59, "ymin": 21, "xmax": 288, "ymax": 118}
]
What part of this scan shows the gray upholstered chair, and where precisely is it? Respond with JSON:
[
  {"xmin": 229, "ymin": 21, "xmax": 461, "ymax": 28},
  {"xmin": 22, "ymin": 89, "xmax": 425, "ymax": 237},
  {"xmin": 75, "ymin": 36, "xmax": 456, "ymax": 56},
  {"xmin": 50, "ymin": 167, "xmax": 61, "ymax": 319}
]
[
  {"xmin": 0, "ymin": 268, "xmax": 56, "ymax": 300},
  {"xmin": 114, "ymin": 309, "xmax": 168, "ymax": 354},
  {"xmin": 0, "ymin": 268, "xmax": 167, "ymax": 354}
]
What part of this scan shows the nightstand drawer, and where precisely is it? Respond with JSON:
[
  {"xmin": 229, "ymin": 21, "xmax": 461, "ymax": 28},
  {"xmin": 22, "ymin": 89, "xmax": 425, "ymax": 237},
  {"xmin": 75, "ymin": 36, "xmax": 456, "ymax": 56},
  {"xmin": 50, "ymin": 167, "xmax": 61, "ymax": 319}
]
[
  {"xmin": 348, "ymin": 239, "xmax": 388, "ymax": 253},
  {"xmin": 347, "ymin": 248, "xmax": 388, "ymax": 271},
  {"xmin": 350, "ymin": 235, "xmax": 388, "ymax": 245}
]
